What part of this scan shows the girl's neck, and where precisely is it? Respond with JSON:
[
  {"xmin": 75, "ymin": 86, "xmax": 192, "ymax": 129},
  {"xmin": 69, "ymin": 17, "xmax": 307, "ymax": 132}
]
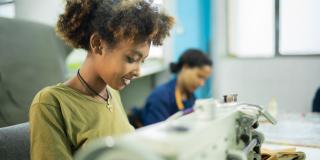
[{"xmin": 64, "ymin": 57, "xmax": 108, "ymax": 99}]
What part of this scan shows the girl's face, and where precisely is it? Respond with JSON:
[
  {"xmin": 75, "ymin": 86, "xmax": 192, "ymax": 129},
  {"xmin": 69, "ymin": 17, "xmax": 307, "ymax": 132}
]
[
  {"xmin": 180, "ymin": 65, "xmax": 212, "ymax": 94},
  {"xmin": 93, "ymin": 40, "xmax": 150, "ymax": 90}
]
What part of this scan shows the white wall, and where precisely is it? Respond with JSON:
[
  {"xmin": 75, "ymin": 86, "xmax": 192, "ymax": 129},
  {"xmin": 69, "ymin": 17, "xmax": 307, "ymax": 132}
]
[
  {"xmin": 213, "ymin": 57, "xmax": 320, "ymax": 113},
  {"xmin": 212, "ymin": 0, "xmax": 320, "ymax": 113}
]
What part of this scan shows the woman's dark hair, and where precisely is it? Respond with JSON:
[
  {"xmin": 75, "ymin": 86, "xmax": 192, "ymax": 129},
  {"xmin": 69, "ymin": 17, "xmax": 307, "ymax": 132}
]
[
  {"xmin": 170, "ymin": 49, "xmax": 212, "ymax": 74},
  {"xmin": 56, "ymin": 0, "xmax": 174, "ymax": 50}
]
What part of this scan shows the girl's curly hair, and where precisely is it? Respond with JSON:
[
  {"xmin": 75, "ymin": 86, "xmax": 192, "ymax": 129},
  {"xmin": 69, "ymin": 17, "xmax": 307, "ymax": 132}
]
[{"xmin": 56, "ymin": 0, "xmax": 174, "ymax": 50}]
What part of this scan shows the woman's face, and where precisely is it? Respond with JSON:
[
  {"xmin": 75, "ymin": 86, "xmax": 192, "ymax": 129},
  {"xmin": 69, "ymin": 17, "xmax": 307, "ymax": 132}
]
[
  {"xmin": 93, "ymin": 40, "xmax": 150, "ymax": 90},
  {"xmin": 180, "ymin": 65, "xmax": 212, "ymax": 94}
]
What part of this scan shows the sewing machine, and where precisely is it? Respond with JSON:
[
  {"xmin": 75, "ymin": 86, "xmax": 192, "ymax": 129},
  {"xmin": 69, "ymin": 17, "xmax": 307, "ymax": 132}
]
[{"xmin": 75, "ymin": 95, "xmax": 277, "ymax": 160}]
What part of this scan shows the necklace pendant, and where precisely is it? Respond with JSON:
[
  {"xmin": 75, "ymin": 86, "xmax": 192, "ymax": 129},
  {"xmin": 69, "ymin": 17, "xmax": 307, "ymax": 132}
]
[{"xmin": 107, "ymin": 105, "xmax": 113, "ymax": 112}]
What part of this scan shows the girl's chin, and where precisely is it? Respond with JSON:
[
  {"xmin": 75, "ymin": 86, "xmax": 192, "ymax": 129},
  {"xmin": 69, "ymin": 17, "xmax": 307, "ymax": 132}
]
[
  {"xmin": 108, "ymin": 81, "xmax": 129, "ymax": 91},
  {"xmin": 117, "ymin": 85, "xmax": 126, "ymax": 90},
  {"xmin": 111, "ymin": 83, "xmax": 126, "ymax": 91}
]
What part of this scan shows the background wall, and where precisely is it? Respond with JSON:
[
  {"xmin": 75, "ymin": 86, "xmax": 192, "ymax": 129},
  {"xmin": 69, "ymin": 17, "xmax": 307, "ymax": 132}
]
[
  {"xmin": 212, "ymin": 0, "xmax": 320, "ymax": 113},
  {"xmin": 213, "ymin": 57, "xmax": 320, "ymax": 113}
]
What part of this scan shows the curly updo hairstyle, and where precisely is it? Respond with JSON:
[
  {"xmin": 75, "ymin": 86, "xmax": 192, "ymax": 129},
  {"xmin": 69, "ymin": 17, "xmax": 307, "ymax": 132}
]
[
  {"xmin": 170, "ymin": 49, "xmax": 213, "ymax": 74},
  {"xmin": 56, "ymin": 0, "xmax": 174, "ymax": 50}
]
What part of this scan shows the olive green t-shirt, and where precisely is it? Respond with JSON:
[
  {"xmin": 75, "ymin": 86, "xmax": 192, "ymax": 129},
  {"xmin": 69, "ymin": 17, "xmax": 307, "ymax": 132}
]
[{"xmin": 29, "ymin": 83, "xmax": 134, "ymax": 160}]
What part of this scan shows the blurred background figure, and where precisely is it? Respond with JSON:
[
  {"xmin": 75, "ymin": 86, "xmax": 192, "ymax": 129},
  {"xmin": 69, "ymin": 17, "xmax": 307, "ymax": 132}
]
[
  {"xmin": 129, "ymin": 49, "xmax": 212, "ymax": 127},
  {"xmin": 313, "ymin": 88, "xmax": 320, "ymax": 112}
]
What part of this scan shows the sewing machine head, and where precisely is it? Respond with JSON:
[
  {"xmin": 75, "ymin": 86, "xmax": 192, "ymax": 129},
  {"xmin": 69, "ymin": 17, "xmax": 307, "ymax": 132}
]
[{"xmin": 75, "ymin": 95, "xmax": 277, "ymax": 160}]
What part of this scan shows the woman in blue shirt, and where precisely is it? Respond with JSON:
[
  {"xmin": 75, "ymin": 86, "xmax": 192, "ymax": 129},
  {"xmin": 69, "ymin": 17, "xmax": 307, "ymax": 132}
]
[{"xmin": 130, "ymin": 49, "xmax": 212, "ymax": 127}]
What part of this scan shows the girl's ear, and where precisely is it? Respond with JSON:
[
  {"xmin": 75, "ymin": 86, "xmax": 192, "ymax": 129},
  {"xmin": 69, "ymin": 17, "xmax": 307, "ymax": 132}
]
[{"xmin": 89, "ymin": 33, "xmax": 103, "ymax": 55}]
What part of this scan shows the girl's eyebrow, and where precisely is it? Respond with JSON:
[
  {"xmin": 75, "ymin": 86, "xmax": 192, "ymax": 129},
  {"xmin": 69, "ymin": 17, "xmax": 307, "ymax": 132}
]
[{"xmin": 130, "ymin": 49, "xmax": 144, "ymax": 58}]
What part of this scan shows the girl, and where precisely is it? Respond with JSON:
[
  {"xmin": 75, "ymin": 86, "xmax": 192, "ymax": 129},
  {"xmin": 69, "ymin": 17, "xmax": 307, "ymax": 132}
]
[{"xmin": 29, "ymin": 0, "xmax": 174, "ymax": 159}]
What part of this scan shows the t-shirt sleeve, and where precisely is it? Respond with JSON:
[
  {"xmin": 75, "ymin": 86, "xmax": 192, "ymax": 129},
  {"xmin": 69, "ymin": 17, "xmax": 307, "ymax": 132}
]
[{"xmin": 29, "ymin": 102, "xmax": 73, "ymax": 160}]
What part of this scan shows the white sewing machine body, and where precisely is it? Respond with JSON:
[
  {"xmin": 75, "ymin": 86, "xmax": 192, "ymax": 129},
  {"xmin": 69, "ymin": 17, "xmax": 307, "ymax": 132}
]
[{"xmin": 75, "ymin": 98, "xmax": 276, "ymax": 160}]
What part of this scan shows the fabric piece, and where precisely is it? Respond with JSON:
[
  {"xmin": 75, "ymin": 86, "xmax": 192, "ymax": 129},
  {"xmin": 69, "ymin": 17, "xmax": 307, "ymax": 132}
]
[{"xmin": 261, "ymin": 147, "xmax": 306, "ymax": 160}]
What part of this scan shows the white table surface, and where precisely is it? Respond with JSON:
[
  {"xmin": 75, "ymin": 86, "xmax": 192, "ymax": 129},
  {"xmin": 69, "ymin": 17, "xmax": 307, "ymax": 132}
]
[{"xmin": 258, "ymin": 113, "xmax": 320, "ymax": 160}]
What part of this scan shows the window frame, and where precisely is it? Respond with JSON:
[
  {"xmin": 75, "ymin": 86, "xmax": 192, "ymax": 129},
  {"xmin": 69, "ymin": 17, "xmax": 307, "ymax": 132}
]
[
  {"xmin": 276, "ymin": 0, "xmax": 320, "ymax": 57},
  {"xmin": 228, "ymin": 0, "xmax": 320, "ymax": 58},
  {"xmin": 0, "ymin": 0, "xmax": 15, "ymax": 18}
]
